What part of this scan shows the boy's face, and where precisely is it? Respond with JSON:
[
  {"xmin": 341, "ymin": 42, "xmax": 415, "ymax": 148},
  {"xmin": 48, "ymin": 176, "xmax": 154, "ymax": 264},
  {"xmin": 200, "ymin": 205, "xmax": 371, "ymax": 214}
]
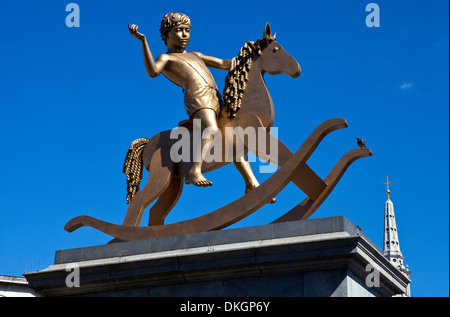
[{"xmin": 166, "ymin": 24, "xmax": 191, "ymax": 50}]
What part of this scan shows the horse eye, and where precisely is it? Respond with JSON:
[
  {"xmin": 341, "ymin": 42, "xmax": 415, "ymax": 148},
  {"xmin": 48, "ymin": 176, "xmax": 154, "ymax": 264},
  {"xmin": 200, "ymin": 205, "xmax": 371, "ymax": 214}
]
[{"xmin": 273, "ymin": 47, "xmax": 279, "ymax": 53}]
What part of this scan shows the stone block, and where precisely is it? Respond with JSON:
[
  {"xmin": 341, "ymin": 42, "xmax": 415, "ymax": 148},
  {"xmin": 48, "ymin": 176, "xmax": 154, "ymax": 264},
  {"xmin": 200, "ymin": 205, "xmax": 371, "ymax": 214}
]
[{"xmin": 25, "ymin": 216, "xmax": 410, "ymax": 297}]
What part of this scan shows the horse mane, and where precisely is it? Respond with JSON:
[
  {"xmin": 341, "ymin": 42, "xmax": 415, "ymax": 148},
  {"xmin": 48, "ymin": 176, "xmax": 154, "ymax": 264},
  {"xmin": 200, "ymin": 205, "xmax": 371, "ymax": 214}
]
[
  {"xmin": 221, "ymin": 39, "xmax": 265, "ymax": 118},
  {"xmin": 222, "ymin": 38, "xmax": 274, "ymax": 118},
  {"xmin": 222, "ymin": 42, "xmax": 253, "ymax": 118}
]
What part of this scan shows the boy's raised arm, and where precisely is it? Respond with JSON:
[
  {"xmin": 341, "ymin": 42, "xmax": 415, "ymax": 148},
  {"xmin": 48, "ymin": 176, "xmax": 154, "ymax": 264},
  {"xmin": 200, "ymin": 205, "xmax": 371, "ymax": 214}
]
[
  {"xmin": 129, "ymin": 24, "xmax": 168, "ymax": 78},
  {"xmin": 194, "ymin": 52, "xmax": 231, "ymax": 71}
]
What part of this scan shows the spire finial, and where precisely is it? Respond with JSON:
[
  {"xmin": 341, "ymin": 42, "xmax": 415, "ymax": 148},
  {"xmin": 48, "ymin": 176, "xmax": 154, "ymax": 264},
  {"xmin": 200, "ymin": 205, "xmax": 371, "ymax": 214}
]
[{"xmin": 382, "ymin": 175, "xmax": 394, "ymax": 200}]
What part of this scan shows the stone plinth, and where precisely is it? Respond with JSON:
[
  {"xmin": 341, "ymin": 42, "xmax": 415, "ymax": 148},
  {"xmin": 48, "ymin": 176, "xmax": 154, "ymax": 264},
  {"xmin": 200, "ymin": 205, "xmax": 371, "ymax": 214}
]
[{"xmin": 24, "ymin": 216, "xmax": 410, "ymax": 297}]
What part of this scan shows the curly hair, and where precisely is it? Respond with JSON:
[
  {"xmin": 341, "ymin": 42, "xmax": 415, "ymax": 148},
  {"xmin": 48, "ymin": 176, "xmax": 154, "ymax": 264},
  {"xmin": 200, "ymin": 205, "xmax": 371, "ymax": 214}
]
[
  {"xmin": 159, "ymin": 12, "xmax": 191, "ymax": 46},
  {"xmin": 222, "ymin": 42, "xmax": 255, "ymax": 118}
]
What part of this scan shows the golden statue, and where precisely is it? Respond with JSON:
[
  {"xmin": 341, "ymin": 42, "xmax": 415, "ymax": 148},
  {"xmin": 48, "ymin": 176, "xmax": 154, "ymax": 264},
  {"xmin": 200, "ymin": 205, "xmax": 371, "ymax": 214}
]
[
  {"xmin": 65, "ymin": 13, "xmax": 372, "ymax": 242},
  {"xmin": 129, "ymin": 12, "xmax": 261, "ymax": 191}
]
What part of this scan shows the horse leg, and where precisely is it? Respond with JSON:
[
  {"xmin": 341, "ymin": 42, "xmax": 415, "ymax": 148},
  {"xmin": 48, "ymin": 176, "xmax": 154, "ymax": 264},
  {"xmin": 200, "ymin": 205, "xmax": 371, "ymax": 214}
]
[
  {"xmin": 122, "ymin": 149, "xmax": 173, "ymax": 227},
  {"xmin": 148, "ymin": 177, "xmax": 184, "ymax": 226}
]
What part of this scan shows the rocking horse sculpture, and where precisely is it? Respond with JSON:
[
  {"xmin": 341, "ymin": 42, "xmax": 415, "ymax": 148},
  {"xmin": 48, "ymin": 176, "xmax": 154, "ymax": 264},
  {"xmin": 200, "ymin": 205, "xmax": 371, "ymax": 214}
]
[{"xmin": 65, "ymin": 19, "xmax": 372, "ymax": 242}]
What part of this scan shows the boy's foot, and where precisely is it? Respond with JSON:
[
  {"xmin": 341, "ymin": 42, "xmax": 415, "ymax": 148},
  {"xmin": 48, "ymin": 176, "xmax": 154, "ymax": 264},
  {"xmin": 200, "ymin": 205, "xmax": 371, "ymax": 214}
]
[
  {"xmin": 245, "ymin": 184, "xmax": 276, "ymax": 204},
  {"xmin": 185, "ymin": 172, "xmax": 213, "ymax": 187}
]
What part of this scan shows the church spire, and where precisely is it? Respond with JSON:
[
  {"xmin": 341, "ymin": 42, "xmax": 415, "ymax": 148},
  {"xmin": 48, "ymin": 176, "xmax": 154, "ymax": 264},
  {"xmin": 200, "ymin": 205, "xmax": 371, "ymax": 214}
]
[{"xmin": 382, "ymin": 176, "xmax": 410, "ymax": 277}]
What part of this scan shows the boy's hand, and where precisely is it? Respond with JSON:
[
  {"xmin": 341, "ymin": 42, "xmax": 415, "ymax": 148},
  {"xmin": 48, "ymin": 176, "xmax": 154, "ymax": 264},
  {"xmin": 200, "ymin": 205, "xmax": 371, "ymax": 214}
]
[{"xmin": 128, "ymin": 24, "xmax": 146, "ymax": 41}]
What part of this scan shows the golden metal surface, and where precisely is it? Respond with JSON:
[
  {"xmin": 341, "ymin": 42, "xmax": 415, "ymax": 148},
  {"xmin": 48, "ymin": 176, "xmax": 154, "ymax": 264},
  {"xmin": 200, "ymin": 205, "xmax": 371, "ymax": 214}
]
[
  {"xmin": 382, "ymin": 175, "xmax": 394, "ymax": 200},
  {"xmin": 64, "ymin": 17, "xmax": 372, "ymax": 242},
  {"xmin": 123, "ymin": 138, "xmax": 150, "ymax": 204}
]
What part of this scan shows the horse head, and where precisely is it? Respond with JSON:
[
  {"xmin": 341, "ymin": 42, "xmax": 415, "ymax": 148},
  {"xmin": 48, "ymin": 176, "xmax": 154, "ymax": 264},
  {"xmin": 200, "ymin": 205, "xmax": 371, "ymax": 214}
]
[
  {"xmin": 253, "ymin": 23, "xmax": 301, "ymax": 78},
  {"xmin": 221, "ymin": 23, "xmax": 301, "ymax": 122}
]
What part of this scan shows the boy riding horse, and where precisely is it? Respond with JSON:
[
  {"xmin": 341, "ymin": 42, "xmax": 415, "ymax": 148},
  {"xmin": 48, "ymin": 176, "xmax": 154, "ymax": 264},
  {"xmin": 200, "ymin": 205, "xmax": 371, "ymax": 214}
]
[{"xmin": 129, "ymin": 12, "xmax": 271, "ymax": 200}]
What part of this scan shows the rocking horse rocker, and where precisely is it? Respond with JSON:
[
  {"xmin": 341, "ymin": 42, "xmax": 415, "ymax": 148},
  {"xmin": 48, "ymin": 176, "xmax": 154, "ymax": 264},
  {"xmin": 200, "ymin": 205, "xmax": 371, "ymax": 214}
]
[{"xmin": 65, "ymin": 22, "xmax": 372, "ymax": 241}]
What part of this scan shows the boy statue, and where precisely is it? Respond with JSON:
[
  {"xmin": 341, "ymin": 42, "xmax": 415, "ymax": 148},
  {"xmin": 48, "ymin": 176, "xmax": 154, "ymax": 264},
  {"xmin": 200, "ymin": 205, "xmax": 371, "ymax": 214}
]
[{"xmin": 129, "ymin": 12, "xmax": 272, "ymax": 201}]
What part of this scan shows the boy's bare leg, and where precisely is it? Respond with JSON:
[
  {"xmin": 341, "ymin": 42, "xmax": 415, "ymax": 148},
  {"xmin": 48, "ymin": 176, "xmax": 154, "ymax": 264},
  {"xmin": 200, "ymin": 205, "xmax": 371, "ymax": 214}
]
[
  {"xmin": 185, "ymin": 109, "xmax": 218, "ymax": 187},
  {"xmin": 234, "ymin": 157, "xmax": 260, "ymax": 192},
  {"xmin": 234, "ymin": 157, "xmax": 276, "ymax": 203}
]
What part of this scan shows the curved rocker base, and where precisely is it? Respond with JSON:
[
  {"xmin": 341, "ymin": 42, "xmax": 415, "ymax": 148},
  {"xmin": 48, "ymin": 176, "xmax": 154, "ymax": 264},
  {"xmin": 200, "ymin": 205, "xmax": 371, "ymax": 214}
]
[{"xmin": 64, "ymin": 118, "xmax": 372, "ymax": 241}]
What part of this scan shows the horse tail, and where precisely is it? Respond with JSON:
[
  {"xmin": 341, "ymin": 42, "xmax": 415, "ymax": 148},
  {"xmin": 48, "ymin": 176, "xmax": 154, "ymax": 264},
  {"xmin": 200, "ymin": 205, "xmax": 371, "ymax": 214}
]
[{"xmin": 123, "ymin": 138, "xmax": 150, "ymax": 204}]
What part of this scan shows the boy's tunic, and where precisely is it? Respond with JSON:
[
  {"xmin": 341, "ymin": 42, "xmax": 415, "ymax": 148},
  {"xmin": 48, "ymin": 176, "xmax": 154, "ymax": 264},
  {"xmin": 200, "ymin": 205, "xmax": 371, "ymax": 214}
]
[{"xmin": 163, "ymin": 52, "xmax": 222, "ymax": 118}]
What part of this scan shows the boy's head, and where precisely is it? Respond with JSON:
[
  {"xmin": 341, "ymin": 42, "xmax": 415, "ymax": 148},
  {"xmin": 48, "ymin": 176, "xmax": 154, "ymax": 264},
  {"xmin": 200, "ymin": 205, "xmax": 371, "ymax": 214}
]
[{"xmin": 160, "ymin": 12, "xmax": 191, "ymax": 46}]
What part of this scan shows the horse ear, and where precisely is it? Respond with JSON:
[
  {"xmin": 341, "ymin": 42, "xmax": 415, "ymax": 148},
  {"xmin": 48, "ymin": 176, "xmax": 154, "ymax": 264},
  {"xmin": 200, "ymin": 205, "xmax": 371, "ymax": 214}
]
[
  {"xmin": 246, "ymin": 40, "xmax": 261, "ymax": 55},
  {"xmin": 264, "ymin": 23, "xmax": 271, "ymax": 41}
]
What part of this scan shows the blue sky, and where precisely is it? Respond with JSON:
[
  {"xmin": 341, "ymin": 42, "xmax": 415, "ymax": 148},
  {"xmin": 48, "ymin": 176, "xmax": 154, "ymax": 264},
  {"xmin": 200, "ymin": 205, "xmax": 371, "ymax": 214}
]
[{"xmin": 0, "ymin": 1, "xmax": 448, "ymax": 296}]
